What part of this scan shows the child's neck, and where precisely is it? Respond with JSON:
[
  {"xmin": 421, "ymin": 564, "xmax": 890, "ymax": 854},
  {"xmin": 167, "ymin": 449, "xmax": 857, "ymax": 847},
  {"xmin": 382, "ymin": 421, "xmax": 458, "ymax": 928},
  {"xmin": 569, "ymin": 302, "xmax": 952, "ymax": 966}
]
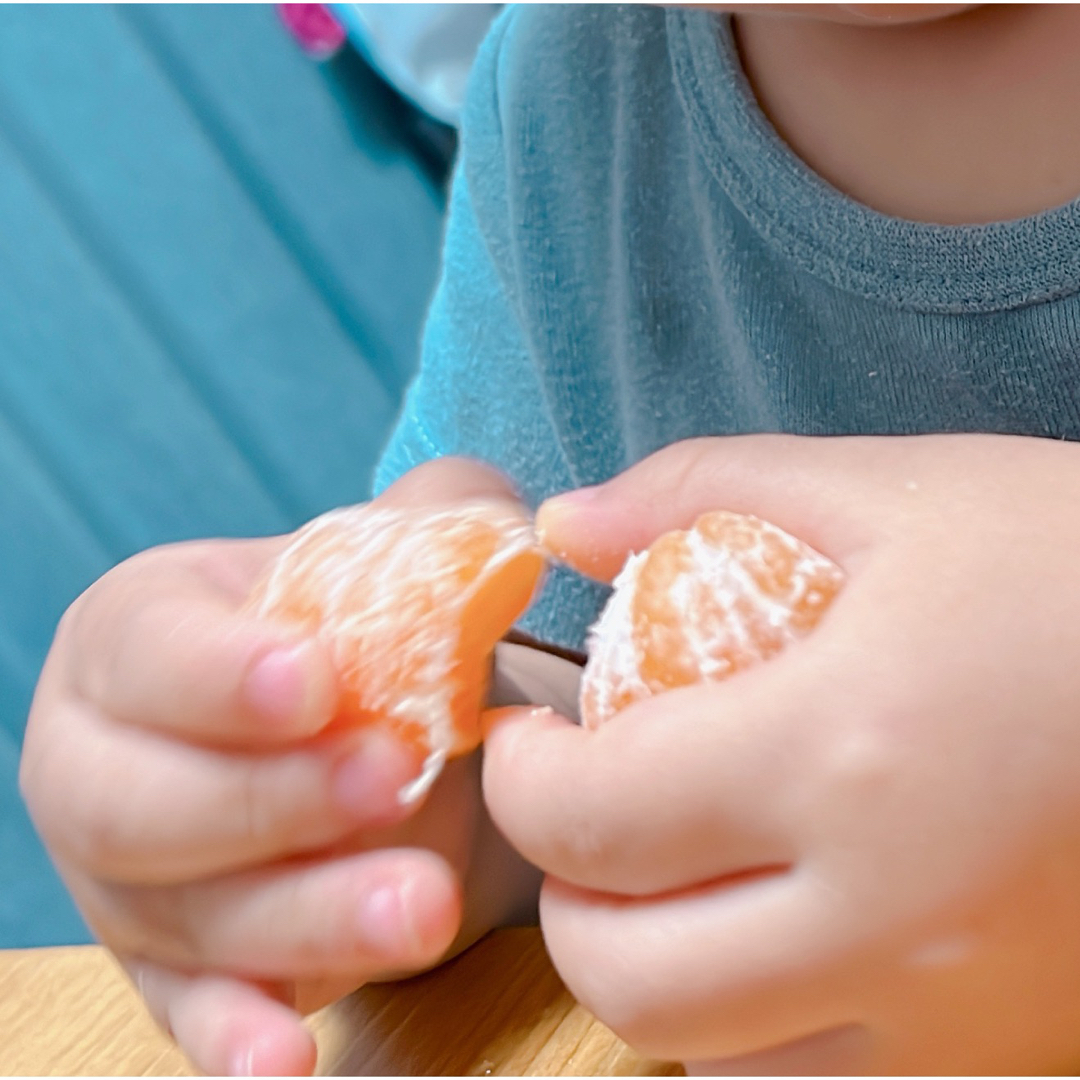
[{"xmin": 732, "ymin": 5, "xmax": 1080, "ymax": 225}]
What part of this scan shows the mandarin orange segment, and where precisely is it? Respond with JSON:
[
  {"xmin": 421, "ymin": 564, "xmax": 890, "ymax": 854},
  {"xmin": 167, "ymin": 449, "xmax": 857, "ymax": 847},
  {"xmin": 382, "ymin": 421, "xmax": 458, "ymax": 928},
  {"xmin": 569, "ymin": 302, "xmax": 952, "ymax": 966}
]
[
  {"xmin": 244, "ymin": 498, "xmax": 545, "ymax": 801},
  {"xmin": 579, "ymin": 510, "xmax": 844, "ymax": 728}
]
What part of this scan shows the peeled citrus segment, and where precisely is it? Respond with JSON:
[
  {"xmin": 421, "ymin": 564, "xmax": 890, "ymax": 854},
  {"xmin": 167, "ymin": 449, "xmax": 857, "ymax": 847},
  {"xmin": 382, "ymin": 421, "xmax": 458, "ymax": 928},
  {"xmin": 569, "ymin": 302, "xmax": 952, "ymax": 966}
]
[
  {"xmin": 245, "ymin": 498, "xmax": 545, "ymax": 801},
  {"xmin": 579, "ymin": 510, "xmax": 844, "ymax": 728}
]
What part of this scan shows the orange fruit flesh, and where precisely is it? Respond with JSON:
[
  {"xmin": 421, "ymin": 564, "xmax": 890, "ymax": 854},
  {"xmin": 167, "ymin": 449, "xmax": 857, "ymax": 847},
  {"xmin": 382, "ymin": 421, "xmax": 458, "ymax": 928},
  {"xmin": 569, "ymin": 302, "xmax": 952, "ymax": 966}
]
[
  {"xmin": 579, "ymin": 510, "xmax": 844, "ymax": 728},
  {"xmin": 245, "ymin": 495, "xmax": 838, "ymax": 789},
  {"xmin": 244, "ymin": 498, "xmax": 545, "ymax": 801}
]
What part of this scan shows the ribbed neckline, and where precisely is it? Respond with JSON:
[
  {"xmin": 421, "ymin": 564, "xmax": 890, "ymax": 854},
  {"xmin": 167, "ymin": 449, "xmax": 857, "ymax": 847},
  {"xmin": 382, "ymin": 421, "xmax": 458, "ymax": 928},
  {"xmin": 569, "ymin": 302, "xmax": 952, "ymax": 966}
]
[{"xmin": 667, "ymin": 9, "xmax": 1080, "ymax": 313}]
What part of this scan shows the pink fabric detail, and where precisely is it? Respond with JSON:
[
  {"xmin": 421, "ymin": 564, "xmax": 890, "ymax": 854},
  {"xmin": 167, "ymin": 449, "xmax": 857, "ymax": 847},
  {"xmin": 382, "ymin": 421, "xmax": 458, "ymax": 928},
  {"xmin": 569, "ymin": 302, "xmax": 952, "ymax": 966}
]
[{"xmin": 278, "ymin": 4, "xmax": 346, "ymax": 59}]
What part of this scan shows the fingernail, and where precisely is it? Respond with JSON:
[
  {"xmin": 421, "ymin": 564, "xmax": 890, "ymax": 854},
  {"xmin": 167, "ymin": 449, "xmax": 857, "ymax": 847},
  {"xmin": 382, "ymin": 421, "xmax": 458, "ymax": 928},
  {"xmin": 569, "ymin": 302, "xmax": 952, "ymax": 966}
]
[
  {"xmin": 535, "ymin": 491, "xmax": 615, "ymax": 576},
  {"xmin": 361, "ymin": 881, "xmax": 421, "ymax": 957},
  {"xmin": 228, "ymin": 1042, "xmax": 256, "ymax": 1076},
  {"xmin": 245, "ymin": 641, "xmax": 321, "ymax": 725},
  {"xmin": 535, "ymin": 488, "xmax": 601, "ymax": 561},
  {"xmin": 229, "ymin": 1029, "xmax": 316, "ymax": 1078},
  {"xmin": 229, "ymin": 1033, "xmax": 286, "ymax": 1077},
  {"xmin": 538, "ymin": 484, "xmax": 602, "ymax": 517}
]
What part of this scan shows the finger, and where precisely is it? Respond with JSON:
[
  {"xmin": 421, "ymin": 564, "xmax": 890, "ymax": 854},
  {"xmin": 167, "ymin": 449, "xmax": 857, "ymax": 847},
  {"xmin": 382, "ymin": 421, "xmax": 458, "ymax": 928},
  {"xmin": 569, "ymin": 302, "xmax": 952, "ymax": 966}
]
[
  {"xmin": 684, "ymin": 1024, "xmax": 874, "ymax": 1076},
  {"xmin": 68, "ymin": 459, "xmax": 527, "ymax": 750},
  {"xmin": 119, "ymin": 955, "xmax": 317, "ymax": 1076},
  {"xmin": 539, "ymin": 867, "xmax": 859, "ymax": 1063},
  {"xmin": 106, "ymin": 848, "xmax": 462, "ymax": 981},
  {"xmin": 29, "ymin": 700, "xmax": 420, "ymax": 883},
  {"xmin": 482, "ymin": 645, "xmax": 841, "ymax": 894},
  {"xmin": 535, "ymin": 433, "xmax": 902, "ymax": 582},
  {"xmin": 66, "ymin": 536, "xmax": 337, "ymax": 747},
  {"xmin": 376, "ymin": 454, "xmax": 526, "ymax": 510}
]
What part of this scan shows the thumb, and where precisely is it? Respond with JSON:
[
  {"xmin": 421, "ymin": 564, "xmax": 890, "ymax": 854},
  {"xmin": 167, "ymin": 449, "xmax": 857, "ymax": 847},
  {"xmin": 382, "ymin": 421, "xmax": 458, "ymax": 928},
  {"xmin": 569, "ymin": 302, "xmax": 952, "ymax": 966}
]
[
  {"xmin": 376, "ymin": 455, "xmax": 526, "ymax": 512},
  {"xmin": 536, "ymin": 435, "xmax": 889, "ymax": 582}
]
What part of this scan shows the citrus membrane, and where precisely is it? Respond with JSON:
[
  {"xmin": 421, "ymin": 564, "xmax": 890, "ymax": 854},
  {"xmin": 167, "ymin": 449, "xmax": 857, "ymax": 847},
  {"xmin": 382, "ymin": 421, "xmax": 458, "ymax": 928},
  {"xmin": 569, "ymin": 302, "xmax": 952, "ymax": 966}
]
[
  {"xmin": 246, "ymin": 494, "xmax": 841, "ymax": 796},
  {"xmin": 244, "ymin": 498, "xmax": 545, "ymax": 801},
  {"xmin": 578, "ymin": 510, "xmax": 844, "ymax": 728}
]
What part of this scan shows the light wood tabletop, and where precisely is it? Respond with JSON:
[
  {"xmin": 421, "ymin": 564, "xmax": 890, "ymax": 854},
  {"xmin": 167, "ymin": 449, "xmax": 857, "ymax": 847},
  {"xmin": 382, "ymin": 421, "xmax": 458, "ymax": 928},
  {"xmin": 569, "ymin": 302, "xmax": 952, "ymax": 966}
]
[{"xmin": 0, "ymin": 928, "xmax": 683, "ymax": 1076}]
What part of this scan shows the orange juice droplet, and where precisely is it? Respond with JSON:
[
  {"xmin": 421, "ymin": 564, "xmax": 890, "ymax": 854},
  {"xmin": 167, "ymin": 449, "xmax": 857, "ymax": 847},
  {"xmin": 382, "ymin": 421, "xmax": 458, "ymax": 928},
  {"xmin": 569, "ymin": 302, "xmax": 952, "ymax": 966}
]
[
  {"xmin": 245, "ymin": 499, "xmax": 545, "ymax": 800},
  {"xmin": 580, "ymin": 511, "xmax": 843, "ymax": 728}
]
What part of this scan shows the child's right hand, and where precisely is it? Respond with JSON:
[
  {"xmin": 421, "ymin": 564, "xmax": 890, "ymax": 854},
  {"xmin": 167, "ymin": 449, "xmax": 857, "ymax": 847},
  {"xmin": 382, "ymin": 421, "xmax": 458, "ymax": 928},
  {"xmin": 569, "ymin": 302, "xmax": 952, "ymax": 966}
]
[
  {"xmin": 486, "ymin": 434, "xmax": 1080, "ymax": 1075},
  {"xmin": 19, "ymin": 458, "xmax": 543, "ymax": 1076}
]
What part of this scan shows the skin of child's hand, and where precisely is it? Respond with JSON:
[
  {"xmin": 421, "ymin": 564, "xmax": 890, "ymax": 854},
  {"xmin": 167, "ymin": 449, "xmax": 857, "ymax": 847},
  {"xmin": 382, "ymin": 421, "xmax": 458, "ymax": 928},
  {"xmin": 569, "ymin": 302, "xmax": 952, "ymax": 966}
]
[
  {"xmin": 484, "ymin": 433, "xmax": 1080, "ymax": 1076},
  {"xmin": 19, "ymin": 457, "xmax": 542, "ymax": 1077}
]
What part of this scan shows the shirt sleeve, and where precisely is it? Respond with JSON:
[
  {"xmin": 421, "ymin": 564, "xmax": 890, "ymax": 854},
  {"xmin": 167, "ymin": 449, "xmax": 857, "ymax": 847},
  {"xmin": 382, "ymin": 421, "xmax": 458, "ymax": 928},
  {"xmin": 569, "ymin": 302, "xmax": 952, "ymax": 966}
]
[{"xmin": 372, "ymin": 161, "xmax": 571, "ymax": 512}]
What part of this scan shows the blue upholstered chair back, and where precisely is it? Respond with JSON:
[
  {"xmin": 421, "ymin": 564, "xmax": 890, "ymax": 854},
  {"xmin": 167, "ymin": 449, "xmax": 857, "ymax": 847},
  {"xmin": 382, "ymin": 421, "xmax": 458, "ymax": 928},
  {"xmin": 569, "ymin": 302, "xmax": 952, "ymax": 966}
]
[{"xmin": 0, "ymin": 3, "xmax": 446, "ymax": 945}]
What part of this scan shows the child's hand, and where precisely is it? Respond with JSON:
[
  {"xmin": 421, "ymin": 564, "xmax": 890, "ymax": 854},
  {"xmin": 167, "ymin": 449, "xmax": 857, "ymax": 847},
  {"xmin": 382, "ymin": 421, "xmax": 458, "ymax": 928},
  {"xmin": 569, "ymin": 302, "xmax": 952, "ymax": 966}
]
[
  {"xmin": 19, "ymin": 457, "xmax": 541, "ymax": 1077},
  {"xmin": 484, "ymin": 433, "xmax": 1080, "ymax": 1075}
]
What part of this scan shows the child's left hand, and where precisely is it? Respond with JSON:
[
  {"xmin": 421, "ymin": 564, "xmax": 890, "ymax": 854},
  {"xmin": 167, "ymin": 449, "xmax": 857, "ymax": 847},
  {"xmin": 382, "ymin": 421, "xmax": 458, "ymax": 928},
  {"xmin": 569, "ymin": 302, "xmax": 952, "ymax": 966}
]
[{"xmin": 483, "ymin": 433, "xmax": 1080, "ymax": 1075}]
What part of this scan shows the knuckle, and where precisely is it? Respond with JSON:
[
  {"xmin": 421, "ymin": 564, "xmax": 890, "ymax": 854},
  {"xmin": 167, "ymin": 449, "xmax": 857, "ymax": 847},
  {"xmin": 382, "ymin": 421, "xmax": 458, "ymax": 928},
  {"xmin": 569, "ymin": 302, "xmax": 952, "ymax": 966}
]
[
  {"xmin": 235, "ymin": 753, "xmax": 316, "ymax": 858},
  {"xmin": 491, "ymin": 731, "xmax": 628, "ymax": 886},
  {"xmin": 551, "ymin": 813, "xmax": 619, "ymax": 883},
  {"xmin": 580, "ymin": 958, "xmax": 701, "ymax": 1058},
  {"xmin": 111, "ymin": 880, "xmax": 207, "ymax": 969},
  {"xmin": 185, "ymin": 535, "xmax": 277, "ymax": 599},
  {"xmin": 547, "ymin": 926, "xmax": 670, "ymax": 1054},
  {"xmin": 652, "ymin": 437, "xmax": 722, "ymax": 511},
  {"xmin": 524, "ymin": 778, "xmax": 620, "ymax": 884},
  {"xmin": 61, "ymin": 555, "xmax": 158, "ymax": 705},
  {"xmin": 50, "ymin": 595, "xmax": 83, "ymax": 659},
  {"xmin": 172, "ymin": 883, "xmax": 228, "ymax": 969},
  {"xmin": 238, "ymin": 761, "xmax": 279, "ymax": 852},
  {"xmin": 16, "ymin": 741, "xmax": 55, "ymax": 843},
  {"xmin": 45, "ymin": 742, "xmax": 154, "ymax": 882},
  {"xmin": 17, "ymin": 701, "xmax": 47, "ymax": 808},
  {"xmin": 486, "ymin": 734, "xmax": 612, "ymax": 881},
  {"xmin": 16, "ymin": 743, "xmax": 44, "ymax": 825},
  {"xmin": 554, "ymin": 938, "xmax": 783, "ymax": 1063},
  {"xmin": 67, "ymin": 781, "xmax": 136, "ymax": 878},
  {"xmin": 581, "ymin": 972, "xmax": 654, "ymax": 1044},
  {"xmin": 605, "ymin": 1002, "xmax": 682, "ymax": 1061},
  {"xmin": 816, "ymin": 717, "xmax": 897, "ymax": 804},
  {"xmin": 18, "ymin": 712, "xmax": 96, "ymax": 863}
]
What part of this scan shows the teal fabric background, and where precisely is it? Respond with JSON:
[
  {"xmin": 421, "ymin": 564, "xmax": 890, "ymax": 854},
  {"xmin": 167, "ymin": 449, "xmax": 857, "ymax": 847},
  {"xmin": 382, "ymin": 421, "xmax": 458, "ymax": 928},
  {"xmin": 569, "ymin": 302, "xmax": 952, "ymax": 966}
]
[{"xmin": 0, "ymin": 4, "xmax": 444, "ymax": 946}]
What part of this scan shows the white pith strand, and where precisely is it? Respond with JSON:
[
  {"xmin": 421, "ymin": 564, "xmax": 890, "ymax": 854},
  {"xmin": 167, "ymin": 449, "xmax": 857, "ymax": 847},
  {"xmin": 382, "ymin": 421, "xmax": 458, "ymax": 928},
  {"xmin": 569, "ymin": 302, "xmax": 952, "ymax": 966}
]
[
  {"xmin": 580, "ymin": 514, "xmax": 842, "ymax": 727},
  {"xmin": 581, "ymin": 550, "xmax": 648, "ymax": 729}
]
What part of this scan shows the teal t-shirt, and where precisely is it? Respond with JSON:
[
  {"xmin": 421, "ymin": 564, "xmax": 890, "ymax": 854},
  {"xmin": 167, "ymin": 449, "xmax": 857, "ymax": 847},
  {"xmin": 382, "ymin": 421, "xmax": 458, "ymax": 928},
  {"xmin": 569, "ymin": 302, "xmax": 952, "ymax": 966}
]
[{"xmin": 376, "ymin": 4, "xmax": 1080, "ymax": 652}]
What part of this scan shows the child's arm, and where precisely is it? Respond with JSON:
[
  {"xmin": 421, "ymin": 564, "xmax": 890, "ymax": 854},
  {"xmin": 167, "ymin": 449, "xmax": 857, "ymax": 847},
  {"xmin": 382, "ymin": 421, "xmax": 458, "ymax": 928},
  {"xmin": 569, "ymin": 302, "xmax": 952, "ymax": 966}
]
[
  {"xmin": 19, "ymin": 457, "xmax": 546, "ymax": 1077},
  {"xmin": 484, "ymin": 431, "xmax": 1080, "ymax": 1075}
]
